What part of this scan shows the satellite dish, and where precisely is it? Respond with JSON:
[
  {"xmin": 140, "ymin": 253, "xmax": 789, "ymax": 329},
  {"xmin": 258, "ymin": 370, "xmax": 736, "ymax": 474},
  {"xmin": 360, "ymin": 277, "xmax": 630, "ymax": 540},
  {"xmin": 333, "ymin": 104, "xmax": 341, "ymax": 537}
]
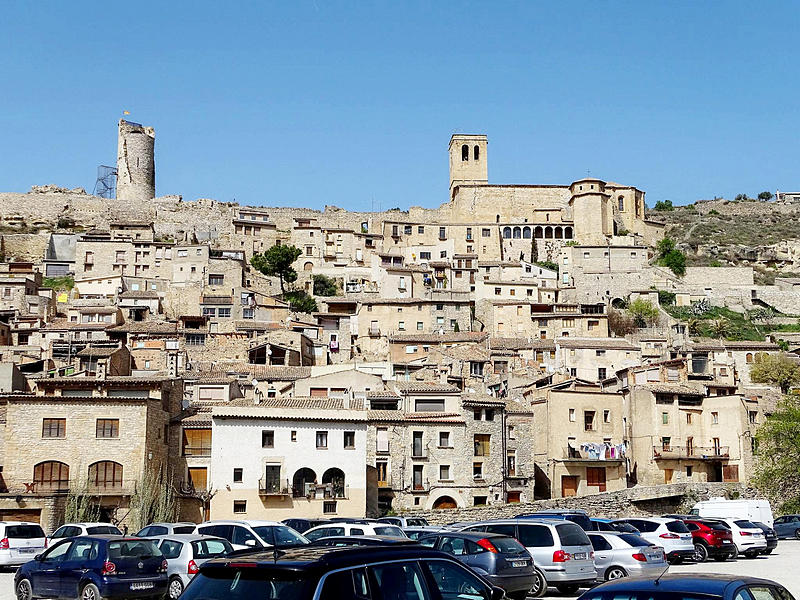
[{"xmin": 252, "ymin": 378, "xmax": 259, "ymax": 387}]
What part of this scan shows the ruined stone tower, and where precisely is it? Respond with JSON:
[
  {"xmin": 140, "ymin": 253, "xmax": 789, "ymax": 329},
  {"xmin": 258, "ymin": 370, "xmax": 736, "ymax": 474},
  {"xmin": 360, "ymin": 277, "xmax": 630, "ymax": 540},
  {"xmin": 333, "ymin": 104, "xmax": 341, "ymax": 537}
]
[
  {"xmin": 116, "ymin": 119, "xmax": 155, "ymax": 202},
  {"xmin": 449, "ymin": 134, "xmax": 488, "ymax": 195}
]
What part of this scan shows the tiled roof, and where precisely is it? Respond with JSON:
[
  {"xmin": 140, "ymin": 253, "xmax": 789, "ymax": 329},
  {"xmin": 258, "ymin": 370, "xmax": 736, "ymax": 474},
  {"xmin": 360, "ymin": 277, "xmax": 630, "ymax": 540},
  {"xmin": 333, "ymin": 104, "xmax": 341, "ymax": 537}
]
[
  {"xmin": 367, "ymin": 410, "xmax": 465, "ymax": 424},
  {"xmin": 75, "ymin": 346, "xmax": 121, "ymax": 358},
  {"xmin": 44, "ymin": 319, "xmax": 112, "ymax": 331},
  {"xmin": 108, "ymin": 321, "xmax": 178, "ymax": 334},
  {"xmin": 0, "ymin": 405, "xmax": 6, "ymax": 423},
  {"xmin": 390, "ymin": 332, "xmax": 488, "ymax": 344},
  {"xmin": 75, "ymin": 306, "xmax": 117, "ymax": 314},
  {"xmin": 461, "ymin": 394, "xmax": 507, "ymax": 407},
  {"xmin": 119, "ymin": 291, "xmax": 160, "ymax": 299},
  {"xmin": 35, "ymin": 375, "xmax": 171, "ymax": 385},
  {"xmin": 201, "ymin": 296, "xmax": 233, "ymax": 305},
  {"xmin": 391, "ymin": 381, "xmax": 460, "ymax": 393},
  {"xmin": 233, "ymin": 320, "xmax": 282, "ymax": 331},
  {"xmin": 642, "ymin": 383, "xmax": 705, "ymax": 395},
  {"xmin": 258, "ymin": 397, "xmax": 365, "ymax": 411},
  {"xmin": 194, "ymin": 363, "xmax": 312, "ymax": 381},
  {"xmin": 557, "ymin": 337, "xmax": 639, "ymax": 350},
  {"xmin": 427, "ymin": 343, "xmax": 489, "ymax": 362},
  {"xmin": 366, "ymin": 391, "xmax": 402, "ymax": 400},
  {"xmin": 490, "ymin": 338, "xmax": 555, "ymax": 351}
]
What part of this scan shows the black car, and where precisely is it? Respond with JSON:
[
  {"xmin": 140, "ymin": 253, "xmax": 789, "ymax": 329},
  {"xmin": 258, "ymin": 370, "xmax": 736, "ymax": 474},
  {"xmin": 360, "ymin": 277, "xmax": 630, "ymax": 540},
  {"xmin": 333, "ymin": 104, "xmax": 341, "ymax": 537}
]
[
  {"xmin": 281, "ymin": 518, "xmax": 333, "ymax": 534},
  {"xmin": 578, "ymin": 574, "xmax": 795, "ymax": 600},
  {"xmin": 180, "ymin": 545, "xmax": 505, "ymax": 600},
  {"xmin": 311, "ymin": 535, "xmax": 419, "ymax": 547},
  {"xmin": 752, "ymin": 521, "xmax": 778, "ymax": 554}
]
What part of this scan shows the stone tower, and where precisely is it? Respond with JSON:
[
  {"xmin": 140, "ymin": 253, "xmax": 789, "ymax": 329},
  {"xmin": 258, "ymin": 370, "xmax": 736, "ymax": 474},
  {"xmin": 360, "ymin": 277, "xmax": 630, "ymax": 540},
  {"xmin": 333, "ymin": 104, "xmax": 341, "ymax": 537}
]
[
  {"xmin": 568, "ymin": 178, "xmax": 612, "ymax": 244},
  {"xmin": 116, "ymin": 119, "xmax": 155, "ymax": 202},
  {"xmin": 449, "ymin": 134, "xmax": 488, "ymax": 195}
]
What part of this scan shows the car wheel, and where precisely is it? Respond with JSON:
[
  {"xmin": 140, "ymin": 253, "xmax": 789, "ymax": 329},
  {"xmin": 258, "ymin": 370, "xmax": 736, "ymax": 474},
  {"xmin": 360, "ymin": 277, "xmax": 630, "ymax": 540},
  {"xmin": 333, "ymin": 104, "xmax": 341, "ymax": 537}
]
[
  {"xmin": 795, "ymin": 529, "xmax": 800, "ymax": 540},
  {"xmin": 764, "ymin": 548, "xmax": 774, "ymax": 555},
  {"xmin": 693, "ymin": 543, "xmax": 709, "ymax": 563},
  {"xmin": 81, "ymin": 583, "xmax": 103, "ymax": 600},
  {"xmin": 508, "ymin": 593, "xmax": 529, "ymax": 600},
  {"xmin": 556, "ymin": 583, "xmax": 580, "ymax": 595},
  {"xmin": 729, "ymin": 546, "xmax": 739, "ymax": 560},
  {"xmin": 529, "ymin": 569, "xmax": 548, "ymax": 598},
  {"xmin": 745, "ymin": 550, "xmax": 758, "ymax": 559},
  {"xmin": 713, "ymin": 555, "xmax": 728, "ymax": 562},
  {"xmin": 16, "ymin": 578, "xmax": 33, "ymax": 600},
  {"xmin": 606, "ymin": 567, "xmax": 628, "ymax": 581},
  {"xmin": 168, "ymin": 576, "xmax": 185, "ymax": 599}
]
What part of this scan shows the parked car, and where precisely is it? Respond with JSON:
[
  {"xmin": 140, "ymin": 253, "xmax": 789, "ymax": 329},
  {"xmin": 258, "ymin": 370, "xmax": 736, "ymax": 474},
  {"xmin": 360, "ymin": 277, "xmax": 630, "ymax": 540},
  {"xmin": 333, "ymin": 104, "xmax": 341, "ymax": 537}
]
[
  {"xmin": 614, "ymin": 518, "xmax": 694, "ymax": 563},
  {"xmin": 419, "ymin": 530, "xmax": 546, "ymax": 599},
  {"xmin": 586, "ymin": 531, "xmax": 668, "ymax": 581},
  {"xmin": 577, "ymin": 574, "xmax": 796, "ymax": 600},
  {"xmin": 404, "ymin": 526, "xmax": 450, "ymax": 540},
  {"xmin": 682, "ymin": 518, "xmax": 736, "ymax": 562},
  {"xmin": 376, "ymin": 516, "xmax": 430, "ymax": 528},
  {"xmin": 312, "ymin": 535, "xmax": 419, "ymax": 547},
  {"xmin": 178, "ymin": 545, "xmax": 506, "ymax": 600},
  {"xmin": 516, "ymin": 510, "xmax": 594, "ymax": 531},
  {"xmin": 691, "ymin": 498, "xmax": 774, "ymax": 528},
  {"xmin": 153, "ymin": 534, "xmax": 233, "ymax": 599},
  {"xmin": 49, "ymin": 523, "xmax": 122, "ymax": 544},
  {"xmin": 14, "ymin": 536, "xmax": 168, "ymax": 600},
  {"xmin": 281, "ymin": 518, "xmax": 333, "ymax": 534},
  {"xmin": 460, "ymin": 518, "xmax": 597, "ymax": 594},
  {"xmin": 195, "ymin": 520, "xmax": 309, "ymax": 550},
  {"xmin": 136, "ymin": 522, "xmax": 197, "ymax": 537},
  {"xmin": 752, "ymin": 521, "xmax": 778, "ymax": 554},
  {"xmin": 715, "ymin": 518, "xmax": 768, "ymax": 558},
  {"xmin": 0, "ymin": 522, "xmax": 47, "ymax": 568},
  {"xmin": 303, "ymin": 522, "xmax": 407, "ymax": 541},
  {"xmin": 590, "ymin": 519, "xmax": 639, "ymax": 534},
  {"xmin": 773, "ymin": 514, "xmax": 800, "ymax": 539}
]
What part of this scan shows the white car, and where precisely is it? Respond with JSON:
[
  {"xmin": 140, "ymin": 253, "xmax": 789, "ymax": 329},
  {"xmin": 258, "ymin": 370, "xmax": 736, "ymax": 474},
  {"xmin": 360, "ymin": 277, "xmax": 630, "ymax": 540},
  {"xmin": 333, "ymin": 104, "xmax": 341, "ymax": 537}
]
[
  {"xmin": 304, "ymin": 522, "xmax": 407, "ymax": 541},
  {"xmin": 715, "ymin": 518, "xmax": 767, "ymax": 558},
  {"xmin": 615, "ymin": 518, "xmax": 694, "ymax": 563},
  {"xmin": 136, "ymin": 522, "xmax": 198, "ymax": 537},
  {"xmin": 0, "ymin": 522, "xmax": 47, "ymax": 567},
  {"xmin": 195, "ymin": 520, "xmax": 309, "ymax": 550},
  {"xmin": 48, "ymin": 522, "xmax": 121, "ymax": 544}
]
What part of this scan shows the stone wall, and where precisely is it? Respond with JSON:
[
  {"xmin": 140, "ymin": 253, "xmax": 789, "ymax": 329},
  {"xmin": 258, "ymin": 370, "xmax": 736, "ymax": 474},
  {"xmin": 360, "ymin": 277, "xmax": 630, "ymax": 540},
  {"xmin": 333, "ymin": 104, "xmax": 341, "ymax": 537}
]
[{"xmin": 400, "ymin": 482, "xmax": 763, "ymax": 524}]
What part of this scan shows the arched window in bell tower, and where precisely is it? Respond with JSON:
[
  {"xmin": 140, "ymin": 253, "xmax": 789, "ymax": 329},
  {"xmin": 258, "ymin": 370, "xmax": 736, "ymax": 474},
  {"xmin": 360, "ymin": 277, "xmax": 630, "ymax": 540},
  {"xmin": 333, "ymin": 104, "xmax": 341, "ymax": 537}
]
[
  {"xmin": 474, "ymin": 145, "xmax": 480, "ymax": 160},
  {"xmin": 462, "ymin": 145, "xmax": 469, "ymax": 161}
]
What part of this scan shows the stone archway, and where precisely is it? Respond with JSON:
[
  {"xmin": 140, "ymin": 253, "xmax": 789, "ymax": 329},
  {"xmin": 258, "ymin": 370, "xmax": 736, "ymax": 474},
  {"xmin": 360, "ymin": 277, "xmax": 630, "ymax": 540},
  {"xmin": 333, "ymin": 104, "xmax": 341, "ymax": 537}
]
[{"xmin": 432, "ymin": 495, "xmax": 458, "ymax": 509}]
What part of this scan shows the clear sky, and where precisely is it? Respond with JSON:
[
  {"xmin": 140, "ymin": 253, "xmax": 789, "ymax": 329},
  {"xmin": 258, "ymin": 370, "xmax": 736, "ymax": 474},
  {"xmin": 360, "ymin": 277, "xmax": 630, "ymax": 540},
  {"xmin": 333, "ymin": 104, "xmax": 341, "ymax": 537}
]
[{"xmin": 1, "ymin": 1, "xmax": 797, "ymax": 210}]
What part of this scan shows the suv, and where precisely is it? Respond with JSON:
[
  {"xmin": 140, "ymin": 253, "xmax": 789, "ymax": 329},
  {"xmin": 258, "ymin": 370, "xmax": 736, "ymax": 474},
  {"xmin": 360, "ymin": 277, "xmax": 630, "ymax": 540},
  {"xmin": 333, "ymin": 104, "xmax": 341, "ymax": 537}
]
[
  {"xmin": 136, "ymin": 523, "xmax": 197, "ymax": 537},
  {"xmin": 715, "ymin": 518, "xmax": 767, "ymax": 558},
  {"xmin": 752, "ymin": 522, "xmax": 778, "ymax": 555},
  {"xmin": 516, "ymin": 510, "xmax": 593, "ymax": 531},
  {"xmin": 615, "ymin": 518, "xmax": 694, "ymax": 563},
  {"xmin": 179, "ymin": 545, "xmax": 505, "ymax": 600},
  {"xmin": 195, "ymin": 520, "xmax": 308, "ymax": 550},
  {"xmin": 461, "ymin": 518, "xmax": 596, "ymax": 594},
  {"xmin": 304, "ymin": 522, "xmax": 406, "ymax": 541},
  {"xmin": 377, "ymin": 516, "xmax": 430, "ymax": 528},
  {"xmin": 682, "ymin": 518, "xmax": 736, "ymax": 562},
  {"xmin": 0, "ymin": 521, "xmax": 47, "ymax": 567},
  {"xmin": 49, "ymin": 523, "xmax": 121, "ymax": 544},
  {"xmin": 773, "ymin": 515, "xmax": 800, "ymax": 539}
]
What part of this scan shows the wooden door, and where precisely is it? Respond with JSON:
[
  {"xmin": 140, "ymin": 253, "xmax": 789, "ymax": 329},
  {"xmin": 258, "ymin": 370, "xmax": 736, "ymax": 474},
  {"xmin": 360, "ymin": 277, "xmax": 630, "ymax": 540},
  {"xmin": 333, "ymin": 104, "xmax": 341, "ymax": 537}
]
[
  {"xmin": 664, "ymin": 468, "xmax": 674, "ymax": 484},
  {"xmin": 723, "ymin": 465, "xmax": 740, "ymax": 482},
  {"xmin": 586, "ymin": 467, "xmax": 607, "ymax": 492},
  {"xmin": 561, "ymin": 475, "xmax": 579, "ymax": 497}
]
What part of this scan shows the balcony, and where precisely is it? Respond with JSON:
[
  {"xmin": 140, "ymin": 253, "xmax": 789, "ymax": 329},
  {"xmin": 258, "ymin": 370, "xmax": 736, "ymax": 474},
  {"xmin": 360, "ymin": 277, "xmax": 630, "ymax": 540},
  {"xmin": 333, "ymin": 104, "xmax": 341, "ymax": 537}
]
[
  {"xmin": 291, "ymin": 482, "xmax": 349, "ymax": 500},
  {"xmin": 182, "ymin": 446, "xmax": 211, "ymax": 457},
  {"xmin": 563, "ymin": 446, "xmax": 625, "ymax": 462},
  {"xmin": 653, "ymin": 446, "xmax": 729, "ymax": 460},
  {"xmin": 411, "ymin": 447, "xmax": 427, "ymax": 460},
  {"xmin": 259, "ymin": 478, "xmax": 291, "ymax": 497}
]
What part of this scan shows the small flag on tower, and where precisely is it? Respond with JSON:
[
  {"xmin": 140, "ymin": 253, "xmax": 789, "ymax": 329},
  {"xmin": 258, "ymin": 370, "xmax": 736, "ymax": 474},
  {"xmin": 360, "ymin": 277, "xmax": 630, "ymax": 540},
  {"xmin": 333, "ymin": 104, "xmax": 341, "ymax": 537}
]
[{"xmin": 123, "ymin": 110, "xmax": 130, "ymax": 115}]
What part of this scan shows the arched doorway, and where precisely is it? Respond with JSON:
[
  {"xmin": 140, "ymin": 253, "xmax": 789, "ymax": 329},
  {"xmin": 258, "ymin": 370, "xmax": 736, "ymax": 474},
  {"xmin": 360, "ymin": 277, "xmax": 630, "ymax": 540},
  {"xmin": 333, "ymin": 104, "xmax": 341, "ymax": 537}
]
[
  {"xmin": 322, "ymin": 467, "xmax": 346, "ymax": 498},
  {"xmin": 534, "ymin": 226, "xmax": 543, "ymax": 239},
  {"xmin": 292, "ymin": 467, "xmax": 316, "ymax": 498},
  {"xmin": 303, "ymin": 262, "xmax": 313, "ymax": 271},
  {"xmin": 564, "ymin": 226, "xmax": 573, "ymax": 239},
  {"xmin": 554, "ymin": 227, "xmax": 563, "ymax": 239},
  {"xmin": 432, "ymin": 495, "xmax": 458, "ymax": 509},
  {"xmin": 544, "ymin": 227, "xmax": 553, "ymax": 239}
]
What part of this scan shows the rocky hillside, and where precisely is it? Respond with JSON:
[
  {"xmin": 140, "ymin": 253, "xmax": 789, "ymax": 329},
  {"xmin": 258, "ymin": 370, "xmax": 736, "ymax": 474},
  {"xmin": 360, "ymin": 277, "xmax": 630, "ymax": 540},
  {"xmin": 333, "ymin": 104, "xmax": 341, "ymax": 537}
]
[{"xmin": 648, "ymin": 197, "xmax": 800, "ymax": 284}]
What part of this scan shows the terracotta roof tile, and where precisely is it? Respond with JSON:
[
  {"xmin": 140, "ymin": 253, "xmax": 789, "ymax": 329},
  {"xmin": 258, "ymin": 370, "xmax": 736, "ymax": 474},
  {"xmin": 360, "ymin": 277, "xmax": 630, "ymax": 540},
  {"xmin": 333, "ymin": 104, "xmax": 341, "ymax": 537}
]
[{"xmin": 367, "ymin": 410, "xmax": 465, "ymax": 423}]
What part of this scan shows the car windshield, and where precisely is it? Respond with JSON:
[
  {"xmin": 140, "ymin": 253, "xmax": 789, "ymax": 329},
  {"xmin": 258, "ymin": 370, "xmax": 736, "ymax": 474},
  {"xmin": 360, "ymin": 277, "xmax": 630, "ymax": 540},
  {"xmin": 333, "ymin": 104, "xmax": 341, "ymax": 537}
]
[
  {"xmin": 705, "ymin": 522, "xmax": 730, "ymax": 531},
  {"xmin": 735, "ymin": 520, "xmax": 758, "ymax": 529},
  {"xmin": 617, "ymin": 534, "xmax": 652, "ymax": 547},
  {"xmin": 373, "ymin": 526, "xmax": 406, "ymax": 537},
  {"xmin": 108, "ymin": 540, "xmax": 163, "ymax": 559},
  {"xmin": 611, "ymin": 522, "xmax": 640, "ymax": 533},
  {"xmin": 407, "ymin": 518, "xmax": 428, "ymax": 527},
  {"xmin": 6, "ymin": 525, "xmax": 45, "ymax": 538},
  {"xmin": 87, "ymin": 526, "xmax": 122, "ymax": 535},
  {"xmin": 666, "ymin": 521, "xmax": 690, "ymax": 533},
  {"xmin": 253, "ymin": 526, "xmax": 309, "ymax": 547},
  {"xmin": 491, "ymin": 536, "xmax": 527, "ymax": 553},
  {"xmin": 180, "ymin": 568, "xmax": 310, "ymax": 600}
]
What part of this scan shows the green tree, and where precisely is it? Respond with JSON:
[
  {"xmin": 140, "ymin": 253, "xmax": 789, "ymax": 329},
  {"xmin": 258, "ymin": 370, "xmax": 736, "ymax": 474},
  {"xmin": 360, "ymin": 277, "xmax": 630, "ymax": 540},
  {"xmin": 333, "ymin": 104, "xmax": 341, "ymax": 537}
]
[
  {"xmin": 753, "ymin": 395, "xmax": 800, "ymax": 512},
  {"xmin": 251, "ymin": 244, "xmax": 302, "ymax": 295},
  {"xmin": 653, "ymin": 200, "xmax": 674, "ymax": 211},
  {"xmin": 628, "ymin": 299, "xmax": 660, "ymax": 327},
  {"xmin": 284, "ymin": 290, "xmax": 318, "ymax": 313},
  {"xmin": 608, "ymin": 308, "xmax": 636, "ymax": 336},
  {"xmin": 708, "ymin": 317, "xmax": 730, "ymax": 339},
  {"xmin": 534, "ymin": 261, "xmax": 559, "ymax": 273},
  {"xmin": 750, "ymin": 352, "xmax": 800, "ymax": 393},
  {"xmin": 655, "ymin": 237, "xmax": 686, "ymax": 276},
  {"xmin": 63, "ymin": 477, "xmax": 101, "ymax": 525},
  {"xmin": 312, "ymin": 274, "xmax": 339, "ymax": 297},
  {"xmin": 758, "ymin": 191, "xmax": 774, "ymax": 202}
]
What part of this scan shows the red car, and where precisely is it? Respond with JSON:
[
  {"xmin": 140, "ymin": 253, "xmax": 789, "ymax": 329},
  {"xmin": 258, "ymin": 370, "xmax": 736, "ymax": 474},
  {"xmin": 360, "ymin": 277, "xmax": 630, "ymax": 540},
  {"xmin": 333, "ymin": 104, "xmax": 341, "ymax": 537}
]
[{"xmin": 683, "ymin": 518, "xmax": 736, "ymax": 562}]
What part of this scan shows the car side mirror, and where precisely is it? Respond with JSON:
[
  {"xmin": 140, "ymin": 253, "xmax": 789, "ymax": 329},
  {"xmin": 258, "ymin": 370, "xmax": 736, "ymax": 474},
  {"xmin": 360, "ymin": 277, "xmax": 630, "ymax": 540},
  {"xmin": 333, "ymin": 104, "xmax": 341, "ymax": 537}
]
[
  {"xmin": 244, "ymin": 539, "xmax": 257, "ymax": 547},
  {"xmin": 34, "ymin": 554, "xmax": 42, "ymax": 562},
  {"xmin": 490, "ymin": 585, "xmax": 505, "ymax": 600}
]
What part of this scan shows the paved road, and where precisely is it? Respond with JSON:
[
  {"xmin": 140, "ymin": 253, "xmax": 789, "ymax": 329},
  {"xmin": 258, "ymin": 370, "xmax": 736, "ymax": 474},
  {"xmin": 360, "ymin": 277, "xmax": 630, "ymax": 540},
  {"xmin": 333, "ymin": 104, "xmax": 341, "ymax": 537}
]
[{"xmin": 2, "ymin": 541, "xmax": 800, "ymax": 600}]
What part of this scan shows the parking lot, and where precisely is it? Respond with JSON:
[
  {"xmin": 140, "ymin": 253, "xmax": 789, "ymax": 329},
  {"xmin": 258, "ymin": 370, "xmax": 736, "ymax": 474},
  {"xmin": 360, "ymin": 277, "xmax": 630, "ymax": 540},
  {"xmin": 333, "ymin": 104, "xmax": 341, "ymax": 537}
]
[{"xmin": 1, "ymin": 540, "xmax": 799, "ymax": 600}]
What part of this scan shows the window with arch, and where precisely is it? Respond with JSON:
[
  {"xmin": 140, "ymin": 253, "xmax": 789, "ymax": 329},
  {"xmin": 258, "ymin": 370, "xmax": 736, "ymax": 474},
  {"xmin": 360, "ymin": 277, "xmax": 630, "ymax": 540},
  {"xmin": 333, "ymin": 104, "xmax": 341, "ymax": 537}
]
[
  {"xmin": 502, "ymin": 227, "xmax": 512, "ymax": 239},
  {"xmin": 746, "ymin": 353, "xmax": 754, "ymax": 363},
  {"xmin": 34, "ymin": 461, "xmax": 70, "ymax": 492},
  {"xmin": 89, "ymin": 461, "xmax": 123, "ymax": 489},
  {"xmin": 564, "ymin": 226, "xmax": 573, "ymax": 239},
  {"xmin": 322, "ymin": 467, "xmax": 346, "ymax": 498},
  {"xmin": 303, "ymin": 262, "xmax": 313, "ymax": 271},
  {"xmin": 461, "ymin": 144, "xmax": 469, "ymax": 161},
  {"xmin": 512, "ymin": 227, "xmax": 521, "ymax": 239},
  {"xmin": 522, "ymin": 227, "xmax": 531, "ymax": 239},
  {"xmin": 473, "ymin": 145, "xmax": 480, "ymax": 160},
  {"xmin": 618, "ymin": 196, "xmax": 625, "ymax": 211}
]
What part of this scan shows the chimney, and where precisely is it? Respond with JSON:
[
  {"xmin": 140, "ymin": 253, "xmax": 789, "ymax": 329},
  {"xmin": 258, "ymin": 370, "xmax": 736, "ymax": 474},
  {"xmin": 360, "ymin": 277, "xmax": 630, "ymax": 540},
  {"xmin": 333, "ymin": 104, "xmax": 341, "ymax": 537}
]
[{"xmin": 96, "ymin": 360, "xmax": 107, "ymax": 381}]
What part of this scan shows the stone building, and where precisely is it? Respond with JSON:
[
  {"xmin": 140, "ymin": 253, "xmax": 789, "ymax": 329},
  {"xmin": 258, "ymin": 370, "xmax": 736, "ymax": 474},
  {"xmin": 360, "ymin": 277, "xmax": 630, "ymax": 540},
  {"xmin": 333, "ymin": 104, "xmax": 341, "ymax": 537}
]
[{"xmin": 116, "ymin": 119, "xmax": 156, "ymax": 203}]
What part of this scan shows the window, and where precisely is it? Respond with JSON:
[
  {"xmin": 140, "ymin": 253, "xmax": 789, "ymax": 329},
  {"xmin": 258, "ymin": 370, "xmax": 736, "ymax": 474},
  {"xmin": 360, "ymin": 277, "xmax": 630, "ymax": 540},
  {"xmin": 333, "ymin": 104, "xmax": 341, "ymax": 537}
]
[
  {"xmin": 439, "ymin": 431, "xmax": 451, "ymax": 447},
  {"xmin": 398, "ymin": 321, "xmax": 405, "ymax": 331},
  {"xmin": 687, "ymin": 412, "xmax": 694, "ymax": 424},
  {"xmin": 242, "ymin": 307, "xmax": 254, "ymax": 319},
  {"xmin": 323, "ymin": 501, "xmax": 337, "ymax": 514},
  {"xmin": 413, "ymin": 464, "xmax": 424, "ymax": 490},
  {"xmin": 473, "ymin": 495, "xmax": 487, "ymax": 505},
  {"xmin": 439, "ymin": 227, "xmax": 447, "ymax": 239},
  {"xmin": 686, "ymin": 465, "xmax": 693, "ymax": 477},
  {"xmin": 474, "ymin": 434, "xmax": 490, "ymax": 456},
  {"xmin": 33, "ymin": 461, "xmax": 70, "ymax": 492},
  {"xmin": 569, "ymin": 408, "xmax": 576, "ymax": 422},
  {"xmin": 661, "ymin": 437, "xmax": 671, "ymax": 451},
  {"xmin": 217, "ymin": 307, "xmax": 231, "ymax": 318},
  {"xmin": 376, "ymin": 427, "xmax": 389, "ymax": 453},
  {"xmin": 404, "ymin": 225, "xmax": 412, "ymax": 235},
  {"xmin": 749, "ymin": 411, "xmax": 758, "ymax": 424},
  {"xmin": 42, "ymin": 418, "xmax": 66, "ymax": 438},
  {"xmin": 415, "ymin": 399, "xmax": 445, "ymax": 412},
  {"xmin": 316, "ymin": 430, "xmax": 328, "ymax": 448},
  {"xmin": 376, "ymin": 460, "xmax": 388, "ymax": 484},
  {"xmin": 290, "ymin": 430, "xmax": 297, "ymax": 442},
  {"xmin": 416, "ymin": 321, "xmax": 423, "ymax": 331},
  {"xmin": 461, "ymin": 144, "xmax": 469, "ymax": 161},
  {"xmin": 208, "ymin": 274, "xmax": 224, "ymax": 286},
  {"xmin": 344, "ymin": 431, "xmax": 356, "ymax": 449},
  {"xmin": 233, "ymin": 468, "xmax": 243, "ymax": 482},
  {"xmin": 470, "ymin": 361, "xmax": 484, "ymax": 377},
  {"xmin": 485, "ymin": 409, "xmax": 494, "ymax": 421},
  {"xmin": 598, "ymin": 368, "xmax": 607, "ymax": 380},
  {"xmin": 418, "ymin": 226, "xmax": 424, "ymax": 234},
  {"xmin": 419, "ymin": 251, "xmax": 431, "ymax": 260},
  {"xmin": 473, "ymin": 462, "xmax": 483, "ymax": 478},
  {"xmin": 618, "ymin": 197, "xmax": 624, "ymax": 211},
  {"xmin": 89, "ymin": 461, "xmax": 123, "ymax": 489},
  {"xmin": 439, "ymin": 465, "xmax": 451, "ymax": 480},
  {"xmin": 96, "ymin": 419, "xmax": 119, "ymax": 438},
  {"xmin": 712, "ymin": 411, "xmax": 719, "ymax": 424},
  {"xmin": 262, "ymin": 430, "xmax": 274, "ymax": 448},
  {"xmin": 507, "ymin": 451, "xmax": 517, "ymax": 476},
  {"xmin": 584, "ymin": 411, "xmax": 595, "ymax": 431},
  {"xmin": 662, "ymin": 412, "xmax": 669, "ymax": 424},
  {"xmin": 233, "ymin": 501, "xmax": 246, "ymax": 513},
  {"xmin": 603, "ymin": 410, "xmax": 611, "ymax": 423}
]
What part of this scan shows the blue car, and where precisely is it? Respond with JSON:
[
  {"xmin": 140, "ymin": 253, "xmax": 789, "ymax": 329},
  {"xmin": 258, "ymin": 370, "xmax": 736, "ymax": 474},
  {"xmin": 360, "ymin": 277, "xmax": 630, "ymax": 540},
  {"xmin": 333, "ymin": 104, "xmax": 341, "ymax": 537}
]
[
  {"xmin": 773, "ymin": 515, "xmax": 800, "ymax": 539},
  {"xmin": 578, "ymin": 574, "xmax": 796, "ymax": 600},
  {"xmin": 14, "ymin": 535, "xmax": 168, "ymax": 600}
]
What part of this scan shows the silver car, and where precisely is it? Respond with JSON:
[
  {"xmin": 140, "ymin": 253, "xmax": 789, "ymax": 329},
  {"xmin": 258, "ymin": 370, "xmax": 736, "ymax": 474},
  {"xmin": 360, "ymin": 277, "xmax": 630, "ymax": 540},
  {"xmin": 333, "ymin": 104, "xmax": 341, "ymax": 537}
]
[
  {"xmin": 136, "ymin": 522, "xmax": 198, "ymax": 537},
  {"xmin": 154, "ymin": 534, "xmax": 233, "ymax": 599},
  {"xmin": 587, "ymin": 532, "xmax": 668, "ymax": 581}
]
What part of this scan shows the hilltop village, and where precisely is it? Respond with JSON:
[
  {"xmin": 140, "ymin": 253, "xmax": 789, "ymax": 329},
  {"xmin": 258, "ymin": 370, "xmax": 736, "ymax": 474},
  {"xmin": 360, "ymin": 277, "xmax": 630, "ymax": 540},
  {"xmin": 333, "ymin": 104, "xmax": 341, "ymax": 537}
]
[{"xmin": 0, "ymin": 120, "xmax": 797, "ymax": 530}]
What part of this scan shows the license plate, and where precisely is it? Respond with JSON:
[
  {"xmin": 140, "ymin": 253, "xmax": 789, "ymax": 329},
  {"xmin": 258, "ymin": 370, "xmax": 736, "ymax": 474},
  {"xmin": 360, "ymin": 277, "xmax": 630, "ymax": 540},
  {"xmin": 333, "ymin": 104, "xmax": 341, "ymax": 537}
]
[
  {"xmin": 130, "ymin": 582, "xmax": 154, "ymax": 591},
  {"xmin": 573, "ymin": 553, "xmax": 587, "ymax": 560},
  {"xmin": 18, "ymin": 549, "xmax": 35, "ymax": 554},
  {"xmin": 511, "ymin": 561, "xmax": 528, "ymax": 568},
  {"xmin": 722, "ymin": 541, "xmax": 732, "ymax": 544}
]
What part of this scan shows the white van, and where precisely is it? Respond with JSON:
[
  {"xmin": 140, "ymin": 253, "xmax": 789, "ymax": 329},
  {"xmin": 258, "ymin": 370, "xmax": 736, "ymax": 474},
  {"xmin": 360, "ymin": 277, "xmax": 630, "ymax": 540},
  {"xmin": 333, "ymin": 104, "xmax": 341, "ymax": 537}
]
[{"xmin": 690, "ymin": 498, "xmax": 774, "ymax": 528}]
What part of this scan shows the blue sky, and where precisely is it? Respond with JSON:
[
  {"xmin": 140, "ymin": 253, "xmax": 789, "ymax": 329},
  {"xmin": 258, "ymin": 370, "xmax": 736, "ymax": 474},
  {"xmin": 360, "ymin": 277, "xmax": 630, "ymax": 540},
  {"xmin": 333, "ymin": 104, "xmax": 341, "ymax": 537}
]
[{"xmin": 1, "ymin": 1, "xmax": 797, "ymax": 210}]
